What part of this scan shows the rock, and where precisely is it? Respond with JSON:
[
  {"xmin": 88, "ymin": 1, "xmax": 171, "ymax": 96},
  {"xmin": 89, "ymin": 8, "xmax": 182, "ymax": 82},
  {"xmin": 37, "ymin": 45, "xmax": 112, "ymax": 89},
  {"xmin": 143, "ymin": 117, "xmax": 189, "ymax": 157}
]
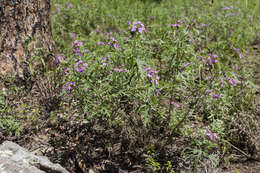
[{"xmin": 0, "ymin": 141, "xmax": 69, "ymax": 173}]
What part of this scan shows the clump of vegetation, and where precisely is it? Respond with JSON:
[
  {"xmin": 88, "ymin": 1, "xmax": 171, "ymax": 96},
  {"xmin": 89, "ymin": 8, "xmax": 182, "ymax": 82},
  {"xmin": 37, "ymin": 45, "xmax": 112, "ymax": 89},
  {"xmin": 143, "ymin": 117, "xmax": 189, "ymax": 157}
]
[{"xmin": 1, "ymin": 0, "xmax": 259, "ymax": 172}]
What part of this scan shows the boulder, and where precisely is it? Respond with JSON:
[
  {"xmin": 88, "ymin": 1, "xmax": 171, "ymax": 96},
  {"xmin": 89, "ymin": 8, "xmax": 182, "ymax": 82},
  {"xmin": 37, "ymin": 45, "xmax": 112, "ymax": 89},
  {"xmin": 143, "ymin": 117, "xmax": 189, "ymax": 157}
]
[{"xmin": 0, "ymin": 141, "xmax": 69, "ymax": 173}]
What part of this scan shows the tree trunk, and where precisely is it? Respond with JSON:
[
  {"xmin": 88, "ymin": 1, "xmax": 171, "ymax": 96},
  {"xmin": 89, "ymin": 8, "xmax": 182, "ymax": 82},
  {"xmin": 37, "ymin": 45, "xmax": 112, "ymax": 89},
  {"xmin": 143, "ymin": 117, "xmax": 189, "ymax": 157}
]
[{"xmin": 0, "ymin": 0, "xmax": 55, "ymax": 86}]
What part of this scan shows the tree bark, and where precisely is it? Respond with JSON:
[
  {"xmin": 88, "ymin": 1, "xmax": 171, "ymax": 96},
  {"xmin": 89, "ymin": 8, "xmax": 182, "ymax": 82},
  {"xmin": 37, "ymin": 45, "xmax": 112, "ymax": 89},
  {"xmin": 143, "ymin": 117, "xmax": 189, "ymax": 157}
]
[{"xmin": 0, "ymin": 0, "xmax": 55, "ymax": 86}]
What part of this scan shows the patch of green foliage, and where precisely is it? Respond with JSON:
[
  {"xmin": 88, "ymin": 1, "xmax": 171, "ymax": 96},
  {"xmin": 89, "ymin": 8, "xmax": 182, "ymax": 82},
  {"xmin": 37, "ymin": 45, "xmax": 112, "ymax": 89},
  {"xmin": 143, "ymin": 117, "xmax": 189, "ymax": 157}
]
[
  {"xmin": 0, "ymin": 117, "xmax": 23, "ymax": 136},
  {"xmin": 49, "ymin": 0, "xmax": 260, "ymax": 171}
]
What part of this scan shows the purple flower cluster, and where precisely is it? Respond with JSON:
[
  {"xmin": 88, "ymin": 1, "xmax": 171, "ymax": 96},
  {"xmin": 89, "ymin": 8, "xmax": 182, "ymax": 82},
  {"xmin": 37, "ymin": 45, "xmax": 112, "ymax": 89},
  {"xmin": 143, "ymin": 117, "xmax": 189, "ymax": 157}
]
[
  {"xmin": 64, "ymin": 67, "xmax": 70, "ymax": 76},
  {"xmin": 72, "ymin": 40, "xmax": 83, "ymax": 47},
  {"xmin": 212, "ymin": 93, "xmax": 222, "ymax": 99},
  {"xmin": 68, "ymin": 3, "xmax": 73, "ymax": 8},
  {"xmin": 113, "ymin": 64, "xmax": 128, "ymax": 73},
  {"xmin": 72, "ymin": 40, "xmax": 83, "ymax": 56},
  {"xmin": 74, "ymin": 59, "xmax": 88, "ymax": 73},
  {"xmin": 172, "ymin": 19, "xmax": 182, "ymax": 28},
  {"xmin": 171, "ymin": 101, "xmax": 180, "ymax": 108},
  {"xmin": 227, "ymin": 77, "xmax": 237, "ymax": 86},
  {"xmin": 101, "ymin": 57, "xmax": 109, "ymax": 66},
  {"xmin": 206, "ymin": 54, "xmax": 218, "ymax": 66},
  {"xmin": 65, "ymin": 81, "xmax": 76, "ymax": 91},
  {"xmin": 145, "ymin": 67, "xmax": 159, "ymax": 86},
  {"xmin": 99, "ymin": 36, "xmax": 120, "ymax": 51},
  {"xmin": 56, "ymin": 55, "xmax": 65, "ymax": 66},
  {"xmin": 108, "ymin": 37, "xmax": 120, "ymax": 50},
  {"xmin": 206, "ymin": 130, "xmax": 219, "ymax": 141},
  {"xmin": 204, "ymin": 89, "xmax": 222, "ymax": 99},
  {"xmin": 128, "ymin": 21, "xmax": 146, "ymax": 34}
]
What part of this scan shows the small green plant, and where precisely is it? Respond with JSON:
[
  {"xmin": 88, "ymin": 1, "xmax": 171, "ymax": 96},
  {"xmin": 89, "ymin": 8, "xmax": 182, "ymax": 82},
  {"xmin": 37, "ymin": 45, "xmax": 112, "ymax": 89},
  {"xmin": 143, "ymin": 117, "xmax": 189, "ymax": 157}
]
[
  {"xmin": 0, "ymin": 117, "xmax": 23, "ymax": 136},
  {"xmin": 145, "ymin": 149, "xmax": 161, "ymax": 172}
]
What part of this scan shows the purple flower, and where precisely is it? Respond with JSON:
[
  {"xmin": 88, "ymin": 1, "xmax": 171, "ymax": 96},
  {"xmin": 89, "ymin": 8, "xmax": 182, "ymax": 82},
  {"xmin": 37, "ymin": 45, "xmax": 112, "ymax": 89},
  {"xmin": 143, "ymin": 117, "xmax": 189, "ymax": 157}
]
[
  {"xmin": 212, "ymin": 94, "xmax": 222, "ymax": 99},
  {"xmin": 114, "ymin": 68, "xmax": 122, "ymax": 72},
  {"xmin": 57, "ymin": 7, "xmax": 61, "ymax": 12},
  {"xmin": 68, "ymin": 3, "xmax": 73, "ymax": 8},
  {"xmin": 207, "ymin": 57, "xmax": 212, "ymax": 66},
  {"xmin": 212, "ymin": 54, "xmax": 218, "ymax": 58},
  {"xmin": 206, "ymin": 130, "xmax": 213, "ymax": 141},
  {"xmin": 222, "ymin": 6, "xmax": 229, "ymax": 10},
  {"xmin": 113, "ymin": 43, "xmax": 120, "ymax": 51},
  {"xmin": 72, "ymin": 40, "xmax": 83, "ymax": 47},
  {"xmin": 171, "ymin": 101, "xmax": 180, "ymax": 108},
  {"xmin": 79, "ymin": 67, "xmax": 85, "ymax": 72},
  {"xmin": 172, "ymin": 23, "xmax": 180, "ymax": 28},
  {"xmin": 65, "ymin": 82, "xmax": 72, "ymax": 91},
  {"xmin": 206, "ymin": 130, "xmax": 219, "ymax": 141},
  {"xmin": 131, "ymin": 25, "xmax": 137, "ymax": 32},
  {"xmin": 149, "ymin": 16, "xmax": 155, "ymax": 20},
  {"xmin": 98, "ymin": 41, "xmax": 105, "ymax": 45},
  {"xmin": 145, "ymin": 67, "xmax": 159, "ymax": 85},
  {"xmin": 233, "ymin": 47, "xmax": 239, "ymax": 52},
  {"xmin": 205, "ymin": 89, "xmax": 213, "ymax": 93},
  {"xmin": 56, "ymin": 55, "xmax": 63, "ymax": 65},
  {"xmin": 129, "ymin": 21, "xmax": 146, "ymax": 34},
  {"xmin": 64, "ymin": 67, "xmax": 70, "ymax": 76},
  {"xmin": 227, "ymin": 77, "xmax": 237, "ymax": 86},
  {"xmin": 183, "ymin": 62, "xmax": 191, "ymax": 67}
]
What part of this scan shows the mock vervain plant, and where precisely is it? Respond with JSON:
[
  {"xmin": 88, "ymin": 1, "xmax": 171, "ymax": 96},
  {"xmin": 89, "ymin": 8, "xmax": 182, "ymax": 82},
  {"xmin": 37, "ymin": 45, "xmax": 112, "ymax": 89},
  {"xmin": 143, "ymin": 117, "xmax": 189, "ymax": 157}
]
[{"xmin": 49, "ymin": 0, "xmax": 259, "ymax": 171}]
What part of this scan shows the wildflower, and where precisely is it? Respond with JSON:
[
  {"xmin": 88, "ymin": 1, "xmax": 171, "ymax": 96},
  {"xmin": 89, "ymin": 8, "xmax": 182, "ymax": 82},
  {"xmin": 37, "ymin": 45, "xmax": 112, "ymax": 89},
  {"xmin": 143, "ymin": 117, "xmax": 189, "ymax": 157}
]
[
  {"xmin": 222, "ymin": 6, "xmax": 229, "ymax": 10},
  {"xmin": 114, "ymin": 68, "xmax": 122, "ymax": 72},
  {"xmin": 149, "ymin": 16, "xmax": 155, "ymax": 20},
  {"xmin": 227, "ymin": 77, "xmax": 237, "ymax": 86},
  {"xmin": 56, "ymin": 55, "xmax": 63, "ymax": 65},
  {"xmin": 98, "ymin": 41, "xmax": 105, "ymax": 45},
  {"xmin": 145, "ymin": 67, "xmax": 159, "ymax": 86},
  {"xmin": 205, "ymin": 89, "xmax": 213, "ymax": 93},
  {"xmin": 171, "ymin": 101, "xmax": 180, "ymax": 108},
  {"xmin": 129, "ymin": 21, "xmax": 146, "ymax": 34},
  {"xmin": 233, "ymin": 47, "xmax": 239, "ymax": 52},
  {"xmin": 72, "ymin": 40, "xmax": 83, "ymax": 47},
  {"xmin": 207, "ymin": 57, "xmax": 212, "ymax": 66},
  {"xmin": 113, "ymin": 43, "xmax": 120, "ymax": 51},
  {"xmin": 172, "ymin": 23, "xmax": 180, "ymax": 28},
  {"xmin": 212, "ymin": 93, "xmax": 222, "ymax": 99},
  {"xmin": 65, "ymin": 82, "xmax": 72, "ymax": 91},
  {"xmin": 183, "ymin": 62, "xmax": 191, "ymax": 68},
  {"xmin": 68, "ymin": 3, "xmax": 73, "ymax": 8},
  {"xmin": 206, "ymin": 130, "xmax": 219, "ymax": 141},
  {"xmin": 64, "ymin": 67, "xmax": 70, "ymax": 76},
  {"xmin": 212, "ymin": 54, "xmax": 218, "ymax": 58}
]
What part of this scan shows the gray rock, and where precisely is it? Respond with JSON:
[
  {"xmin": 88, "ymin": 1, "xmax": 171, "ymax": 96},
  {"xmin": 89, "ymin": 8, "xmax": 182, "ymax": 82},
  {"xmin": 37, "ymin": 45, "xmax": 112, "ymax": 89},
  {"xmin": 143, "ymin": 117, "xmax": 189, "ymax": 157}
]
[{"xmin": 0, "ymin": 141, "xmax": 69, "ymax": 173}]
